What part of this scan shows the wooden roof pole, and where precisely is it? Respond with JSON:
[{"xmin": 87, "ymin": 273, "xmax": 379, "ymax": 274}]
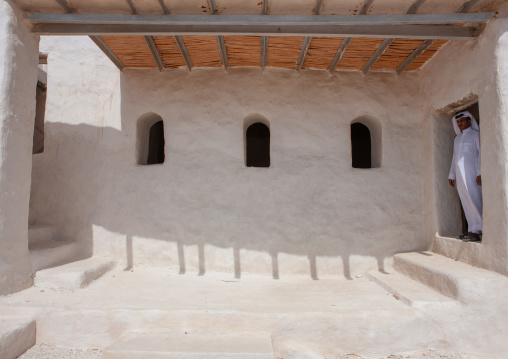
[
  {"xmin": 328, "ymin": 0, "xmax": 374, "ymax": 74},
  {"xmin": 295, "ymin": 0, "xmax": 324, "ymax": 72},
  {"xmin": 396, "ymin": 0, "xmax": 482, "ymax": 74},
  {"xmin": 261, "ymin": 0, "xmax": 269, "ymax": 68},
  {"xmin": 361, "ymin": 0, "xmax": 427, "ymax": 74},
  {"xmin": 207, "ymin": 0, "xmax": 229, "ymax": 70},
  {"xmin": 53, "ymin": 0, "xmax": 125, "ymax": 71}
]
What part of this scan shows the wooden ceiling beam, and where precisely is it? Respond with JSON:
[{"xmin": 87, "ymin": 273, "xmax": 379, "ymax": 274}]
[
  {"xmin": 53, "ymin": 0, "xmax": 125, "ymax": 71},
  {"xmin": 261, "ymin": 0, "xmax": 269, "ymax": 68},
  {"xmin": 158, "ymin": 0, "xmax": 170, "ymax": 15},
  {"xmin": 328, "ymin": 0, "xmax": 374, "ymax": 73},
  {"xmin": 89, "ymin": 36, "xmax": 125, "ymax": 71},
  {"xmin": 295, "ymin": 0, "xmax": 325, "ymax": 72},
  {"xmin": 362, "ymin": 0, "xmax": 428, "ymax": 74},
  {"xmin": 144, "ymin": 35, "xmax": 164, "ymax": 71},
  {"xmin": 125, "ymin": 0, "xmax": 137, "ymax": 14},
  {"xmin": 174, "ymin": 35, "xmax": 193, "ymax": 71},
  {"xmin": 397, "ymin": 0, "xmax": 483, "ymax": 74}
]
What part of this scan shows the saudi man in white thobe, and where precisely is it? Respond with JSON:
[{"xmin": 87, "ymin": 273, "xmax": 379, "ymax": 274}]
[{"xmin": 448, "ymin": 111, "xmax": 482, "ymax": 241}]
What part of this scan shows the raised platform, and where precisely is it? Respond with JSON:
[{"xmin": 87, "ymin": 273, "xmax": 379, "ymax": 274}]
[{"xmin": 1, "ymin": 254, "xmax": 507, "ymax": 358}]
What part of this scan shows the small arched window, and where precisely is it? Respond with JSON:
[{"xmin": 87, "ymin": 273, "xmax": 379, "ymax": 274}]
[
  {"xmin": 147, "ymin": 121, "xmax": 165, "ymax": 165},
  {"xmin": 246, "ymin": 122, "xmax": 270, "ymax": 167},
  {"xmin": 351, "ymin": 123, "xmax": 371, "ymax": 168},
  {"xmin": 137, "ymin": 113, "xmax": 165, "ymax": 165},
  {"xmin": 351, "ymin": 116, "xmax": 382, "ymax": 169}
]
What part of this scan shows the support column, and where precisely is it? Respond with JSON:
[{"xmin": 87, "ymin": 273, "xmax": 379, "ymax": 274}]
[
  {"xmin": 0, "ymin": 0, "xmax": 39, "ymax": 294},
  {"xmin": 482, "ymin": 18, "xmax": 508, "ymax": 275}
]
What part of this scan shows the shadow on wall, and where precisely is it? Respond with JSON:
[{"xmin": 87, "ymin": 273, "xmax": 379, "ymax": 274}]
[
  {"xmin": 29, "ymin": 118, "xmax": 411, "ymax": 280},
  {"xmin": 29, "ymin": 81, "xmax": 427, "ymax": 280}
]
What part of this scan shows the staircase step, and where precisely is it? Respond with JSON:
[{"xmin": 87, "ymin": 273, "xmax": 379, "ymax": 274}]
[
  {"xmin": 431, "ymin": 235, "xmax": 482, "ymax": 268},
  {"xmin": 393, "ymin": 251, "xmax": 507, "ymax": 303},
  {"xmin": 29, "ymin": 240, "xmax": 78, "ymax": 272},
  {"xmin": 103, "ymin": 331, "xmax": 274, "ymax": 359},
  {"xmin": 366, "ymin": 270, "xmax": 457, "ymax": 309},
  {"xmin": 35, "ymin": 257, "xmax": 115, "ymax": 289},
  {"xmin": 28, "ymin": 225, "xmax": 56, "ymax": 244},
  {"xmin": 0, "ymin": 317, "xmax": 36, "ymax": 359}
]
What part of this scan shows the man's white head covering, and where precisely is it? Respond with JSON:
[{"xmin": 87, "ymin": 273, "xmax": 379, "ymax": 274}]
[{"xmin": 452, "ymin": 111, "xmax": 479, "ymax": 135}]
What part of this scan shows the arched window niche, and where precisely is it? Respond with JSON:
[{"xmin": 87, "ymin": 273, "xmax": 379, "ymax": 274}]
[
  {"xmin": 244, "ymin": 114, "xmax": 270, "ymax": 168},
  {"xmin": 351, "ymin": 115, "xmax": 382, "ymax": 169},
  {"xmin": 136, "ymin": 112, "xmax": 165, "ymax": 165}
]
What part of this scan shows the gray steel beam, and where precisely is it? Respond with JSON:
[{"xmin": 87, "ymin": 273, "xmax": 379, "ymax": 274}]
[
  {"xmin": 362, "ymin": 0, "xmax": 428, "ymax": 74},
  {"xmin": 31, "ymin": 23, "xmax": 480, "ymax": 39},
  {"xmin": 27, "ymin": 13, "xmax": 494, "ymax": 26},
  {"xmin": 55, "ymin": 0, "xmax": 75, "ymax": 13},
  {"xmin": 126, "ymin": 0, "xmax": 137, "ymax": 14},
  {"xmin": 158, "ymin": 0, "xmax": 170, "ymax": 15},
  {"xmin": 144, "ymin": 35, "xmax": 164, "ymax": 71},
  {"xmin": 89, "ymin": 36, "xmax": 125, "ymax": 71},
  {"xmin": 217, "ymin": 35, "xmax": 228, "ymax": 69},
  {"xmin": 261, "ymin": 36, "xmax": 268, "ymax": 68},
  {"xmin": 295, "ymin": 36, "xmax": 312, "ymax": 71},
  {"xmin": 174, "ymin": 35, "xmax": 193, "ymax": 70},
  {"xmin": 328, "ymin": 0, "xmax": 374, "ymax": 73}
]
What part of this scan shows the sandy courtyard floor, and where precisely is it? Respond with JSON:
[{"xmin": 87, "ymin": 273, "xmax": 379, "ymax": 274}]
[{"xmin": 17, "ymin": 344, "xmax": 479, "ymax": 359}]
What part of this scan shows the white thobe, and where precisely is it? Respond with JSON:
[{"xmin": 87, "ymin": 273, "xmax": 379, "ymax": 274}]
[{"xmin": 448, "ymin": 127, "xmax": 482, "ymax": 232}]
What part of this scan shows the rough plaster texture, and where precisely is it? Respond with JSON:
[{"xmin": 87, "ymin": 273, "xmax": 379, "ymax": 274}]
[
  {"xmin": 30, "ymin": 35, "xmax": 429, "ymax": 278},
  {"xmin": 420, "ymin": 18, "xmax": 508, "ymax": 275},
  {"xmin": 0, "ymin": 0, "xmax": 39, "ymax": 295}
]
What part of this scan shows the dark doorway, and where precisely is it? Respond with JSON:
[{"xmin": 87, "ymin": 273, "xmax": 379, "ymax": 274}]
[
  {"xmin": 246, "ymin": 122, "xmax": 270, "ymax": 167},
  {"xmin": 459, "ymin": 102, "xmax": 480, "ymax": 233},
  {"xmin": 351, "ymin": 123, "xmax": 371, "ymax": 169},
  {"xmin": 147, "ymin": 120, "xmax": 165, "ymax": 165}
]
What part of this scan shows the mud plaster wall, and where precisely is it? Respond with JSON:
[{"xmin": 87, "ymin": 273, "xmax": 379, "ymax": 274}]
[
  {"xmin": 31, "ymin": 35, "xmax": 428, "ymax": 278},
  {"xmin": 420, "ymin": 18, "xmax": 508, "ymax": 275},
  {"xmin": 0, "ymin": 0, "xmax": 39, "ymax": 294}
]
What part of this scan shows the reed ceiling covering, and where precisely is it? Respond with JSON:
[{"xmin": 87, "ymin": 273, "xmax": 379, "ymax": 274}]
[{"xmin": 16, "ymin": 0, "xmax": 507, "ymax": 73}]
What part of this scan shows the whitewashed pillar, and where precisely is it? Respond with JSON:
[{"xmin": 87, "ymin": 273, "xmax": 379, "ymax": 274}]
[
  {"xmin": 0, "ymin": 0, "xmax": 39, "ymax": 294},
  {"xmin": 480, "ymin": 19, "xmax": 508, "ymax": 275}
]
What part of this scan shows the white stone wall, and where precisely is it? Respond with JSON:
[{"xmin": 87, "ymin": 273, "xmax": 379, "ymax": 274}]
[
  {"xmin": 33, "ymin": 35, "xmax": 429, "ymax": 278},
  {"xmin": 420, "ymin": 18, "xmax": 508, "ymax": 275},
  {"xmin": 0, "ymin": 0, "xmax": 39, "ymax": 295}
]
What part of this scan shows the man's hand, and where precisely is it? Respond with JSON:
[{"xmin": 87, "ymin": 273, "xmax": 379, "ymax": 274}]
[
  {"xmin": 476, "ymin": 175, "xmax": 482, "ymax": 186},
  {"xmin": 449, "ymin": 179, "xmax": 455, "ymax": 187}
]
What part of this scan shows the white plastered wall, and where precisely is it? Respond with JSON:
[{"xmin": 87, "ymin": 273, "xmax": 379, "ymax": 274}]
[
  {"xmin": 32, "ymin": 35, "xmax": 429, "ymax": 279},
  {"xmin": 0, "ymin": 0, "xmax": 39, "ymax": 295},
  {"xmin": 421, "ymin": 17, "xmax": 508, "ymax": 275}
]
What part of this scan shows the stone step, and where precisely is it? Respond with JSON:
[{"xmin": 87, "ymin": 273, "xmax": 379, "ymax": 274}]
[
  {"xmin": 366, "ymin": 270, "xmax": 457, "ymax": 309},
  {"xmin": 28, "ymin": 225, "xmax": 56, "ymax": 244},
  {"xmin": 29, "ymin": 239, "xmax": 79, "ymax": 272},
  {"xmin": 35, "ymin": 257, "xmax": 116, "ymax": 289},
  {"xmin": 103, "ymin": 330, "xmax": 274, "ymax": 359},
  {"xmin": 393, "ymin": 251, "xmax": 507, "ymax": 303},
  {"xmin": 431, "ymin": 235, "xmax": 482, "ymax": 268},
  {"xmin": 0, "ymin": 317, "xmax": 36, "ymax": 359}
]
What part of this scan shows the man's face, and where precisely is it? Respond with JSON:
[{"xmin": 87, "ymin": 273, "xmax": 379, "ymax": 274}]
[{"xmin": 456, "ymin": 117, "xmax": 471, "ymax": 131}]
